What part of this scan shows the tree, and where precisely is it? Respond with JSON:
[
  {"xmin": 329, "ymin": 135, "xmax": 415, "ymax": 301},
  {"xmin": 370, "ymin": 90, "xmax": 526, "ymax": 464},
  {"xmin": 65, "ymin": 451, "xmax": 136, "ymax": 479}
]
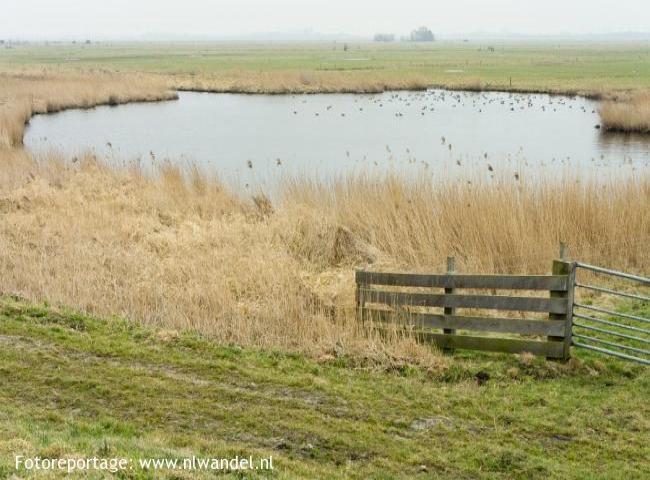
[
  {"xmin": 410, "ymin": 26, "xmax": 435, "ymax": 42},
  {"xmin": 373, "ymin": 33, "xmax": 395, "ymax": 42}
]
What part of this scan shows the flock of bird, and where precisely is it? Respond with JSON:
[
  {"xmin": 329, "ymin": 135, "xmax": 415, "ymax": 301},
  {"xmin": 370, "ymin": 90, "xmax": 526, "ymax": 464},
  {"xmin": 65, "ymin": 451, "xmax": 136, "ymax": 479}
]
[
  {"xmin": 289, "ymin": 89, "xmax": 598, "ymax": 120},
  {"xmin": 245, "ymin": 89, "xmax": 638, "ymax": 177}
]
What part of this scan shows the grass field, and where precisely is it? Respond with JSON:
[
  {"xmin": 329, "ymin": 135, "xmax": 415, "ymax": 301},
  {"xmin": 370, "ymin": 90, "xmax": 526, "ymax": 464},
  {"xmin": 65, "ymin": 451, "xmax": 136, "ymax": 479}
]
[
  {"xmin": 2, "ymin": 41, "xmax": 650, "ymax": 96},
  {"xmin": 1, "ymin": 296, "xmax": 648, "ymax": 479}
]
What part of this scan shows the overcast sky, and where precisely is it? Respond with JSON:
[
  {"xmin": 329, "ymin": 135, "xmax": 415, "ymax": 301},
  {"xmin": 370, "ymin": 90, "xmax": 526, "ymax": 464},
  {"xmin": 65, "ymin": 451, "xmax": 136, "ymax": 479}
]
[{"xmin": 3, "ymin": 0, "xmax": 649, "ymax": 40}]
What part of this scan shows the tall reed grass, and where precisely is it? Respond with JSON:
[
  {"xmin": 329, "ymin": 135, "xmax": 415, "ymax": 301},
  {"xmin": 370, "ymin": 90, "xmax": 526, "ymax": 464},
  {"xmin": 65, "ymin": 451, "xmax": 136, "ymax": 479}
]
[
  {"xmin": 281, "ymin": 174, "xmax": 650, "ymax": 273},
  {"xmin": 174, "ymin": 70, "xmax": 434, "ymax": 94},
  {"xmin": 0, "ymin": 149, "xmax": 648, "ymax": 363},
  {"xmin": 0, "ymin": 72, "xmax": 176, "ymax": 148},
  {"xmin": 600, "ymin": 92, "xmax": 650, "ymax": 133}
]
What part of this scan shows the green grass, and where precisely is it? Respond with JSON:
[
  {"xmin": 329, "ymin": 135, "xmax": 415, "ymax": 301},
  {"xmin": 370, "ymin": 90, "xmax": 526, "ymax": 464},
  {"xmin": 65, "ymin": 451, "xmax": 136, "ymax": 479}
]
[
  {"xmin": 0, "ymin": 296, "xmax": 648, "ymax": 479},
  {"xmin": 2, "ymin": 41, "xmax": 650, "ymax": 94}
]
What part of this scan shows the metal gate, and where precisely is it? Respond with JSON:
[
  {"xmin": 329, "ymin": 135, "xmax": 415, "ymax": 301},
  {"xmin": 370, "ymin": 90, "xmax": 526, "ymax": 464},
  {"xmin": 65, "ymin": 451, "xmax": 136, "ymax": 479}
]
[{"xmin": 571, "ymin": 262, "xmax": 650, "ymax": 365}]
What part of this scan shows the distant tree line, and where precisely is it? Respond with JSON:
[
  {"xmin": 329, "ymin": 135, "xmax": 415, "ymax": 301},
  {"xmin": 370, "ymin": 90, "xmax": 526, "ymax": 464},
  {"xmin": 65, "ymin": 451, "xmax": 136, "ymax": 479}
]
[
  {"xmin": 409, "ymin": 26, "xmax": 435, "ymax": 42},
  {"xmin": 373, "ymin": 27, "xmax": 435, "ymax": 43},
  {"xmin": 373, "ymin": 33, "xmax": 395, "ymax": 42}
]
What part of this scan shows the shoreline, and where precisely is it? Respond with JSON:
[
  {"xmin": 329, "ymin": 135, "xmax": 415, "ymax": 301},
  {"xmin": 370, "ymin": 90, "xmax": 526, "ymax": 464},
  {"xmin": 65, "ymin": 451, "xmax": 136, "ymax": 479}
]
[
  {"xmin": 4, "ymin": 71, "xmax": 648, "ymax": 150},
  {"xmin": 174, "ymin": 84, "xmax": 612, "ymax": 100}
]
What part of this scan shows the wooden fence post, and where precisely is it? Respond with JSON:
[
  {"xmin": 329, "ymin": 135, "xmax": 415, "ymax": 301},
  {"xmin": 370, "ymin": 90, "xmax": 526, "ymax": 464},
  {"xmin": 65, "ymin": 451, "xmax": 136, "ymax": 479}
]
[
  {"xmin": 355, "ymin": 270, "xmax": 367, "ymax": 324},
  {"xmin": 548, "ymin": 256, "xmax": 575, "ymax": 361},
  {"xmin": 564, "ymin": 262, "xmax": 576, "ymax": 359},
  {"xmin": 443, "ymin": 256, "xmax": 456, "ymax": 354}
]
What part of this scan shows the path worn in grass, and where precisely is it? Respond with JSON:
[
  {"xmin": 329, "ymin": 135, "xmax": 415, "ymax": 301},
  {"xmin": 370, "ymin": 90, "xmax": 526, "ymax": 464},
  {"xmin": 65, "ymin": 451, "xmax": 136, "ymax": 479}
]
[{"xmin": 0, "ymin": 297, "xmax": 648, "ymax": 479}]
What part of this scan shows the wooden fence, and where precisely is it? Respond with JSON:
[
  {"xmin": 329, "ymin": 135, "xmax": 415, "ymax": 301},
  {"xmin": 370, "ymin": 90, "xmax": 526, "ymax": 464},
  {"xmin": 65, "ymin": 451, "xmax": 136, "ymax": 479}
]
[{"xmin": 355, "ymin": 259, "xmax": 575, "ymax": 359}]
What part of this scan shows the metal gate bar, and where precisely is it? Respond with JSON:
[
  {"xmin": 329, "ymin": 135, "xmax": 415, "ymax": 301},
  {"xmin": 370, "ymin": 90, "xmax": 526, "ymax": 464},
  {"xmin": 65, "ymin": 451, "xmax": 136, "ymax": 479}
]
[
  {"xmin": 574, "ymin": 303, "xmax": 650, "ymax": 324},
  {"xmin": 572, "ymin": 261, "xmax": 649, "ymax": 365},
  {"xmin": 573, "ymin": 322, "xmax": 650, "ymax": 345},
  {"xmin": 572, "ymin": 340, "xmax": 650, "ymax": 365},
  {"xmin": 574, "ymin": 283, "xmax": 650, "ymax": 302},
  {"xmin": 574, "ymin": 262, "xmax": 650, "ymax": 285},
  {"xmin": 573, "ymin": 313, "xmax": 650, "ymax": 334},
  {"xmin": 572, "ymin": 333, "xmax": 650, "ymax": 356}
]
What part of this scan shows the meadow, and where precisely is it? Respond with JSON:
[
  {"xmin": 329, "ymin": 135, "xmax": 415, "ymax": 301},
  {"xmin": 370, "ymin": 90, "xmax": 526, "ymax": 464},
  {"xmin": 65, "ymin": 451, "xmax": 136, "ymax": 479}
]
[{"xmin": 2, "ymin": 41, "xmax": 650, "ymax": 96}]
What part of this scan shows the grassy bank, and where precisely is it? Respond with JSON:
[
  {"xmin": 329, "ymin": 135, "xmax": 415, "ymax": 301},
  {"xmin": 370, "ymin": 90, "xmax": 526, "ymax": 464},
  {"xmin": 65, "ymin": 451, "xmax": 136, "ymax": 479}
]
[{"xmin": 1, "ymin": 296, "xmax": 648, "ymax": 479}]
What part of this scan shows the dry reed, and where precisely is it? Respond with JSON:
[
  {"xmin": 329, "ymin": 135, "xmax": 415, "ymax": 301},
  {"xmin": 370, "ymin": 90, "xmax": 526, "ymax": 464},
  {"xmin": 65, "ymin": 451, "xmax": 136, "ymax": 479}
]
[
  {"xmin": 600, "ymin": 92, "xmax": 650, "ymax": 133},
  {"xmin": 173, "ymin": 70, "xmax": 433, "ymax": 94},
  {"xmin": 0, "ymin": 149, "xmax": 648, "ymax": 363},
  {"xmin": 0, "ymin": 71, "xmax": 176, "ymax": 148}
]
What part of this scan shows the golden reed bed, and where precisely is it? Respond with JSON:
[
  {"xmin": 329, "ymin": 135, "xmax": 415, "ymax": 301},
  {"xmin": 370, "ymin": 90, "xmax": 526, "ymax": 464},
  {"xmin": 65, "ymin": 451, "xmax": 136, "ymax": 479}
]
[
  {"xmin": 0, "ymin": 72, "xmax": 648, "ymax": 364},
  {"xmin": 600, "ymin": 92, "xmax": 650, "ymax": 133},
  {"xmin": 0, "ymin": 72, "xmax": 177, "ymax": 148}
]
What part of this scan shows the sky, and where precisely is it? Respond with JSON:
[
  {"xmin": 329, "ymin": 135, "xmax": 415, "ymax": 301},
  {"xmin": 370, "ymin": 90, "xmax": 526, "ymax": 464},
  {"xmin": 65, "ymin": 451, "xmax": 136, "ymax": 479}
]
[{"xmin": 2, "ymin": 0, "xmax": 649, "ymax": 40}]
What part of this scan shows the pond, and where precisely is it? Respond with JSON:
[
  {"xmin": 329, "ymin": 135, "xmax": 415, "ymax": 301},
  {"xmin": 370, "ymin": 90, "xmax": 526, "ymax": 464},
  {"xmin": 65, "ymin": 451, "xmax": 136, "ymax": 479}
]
[{"xmin": 24, "ymin": 90, "xmax": 650, "ymax": 188}]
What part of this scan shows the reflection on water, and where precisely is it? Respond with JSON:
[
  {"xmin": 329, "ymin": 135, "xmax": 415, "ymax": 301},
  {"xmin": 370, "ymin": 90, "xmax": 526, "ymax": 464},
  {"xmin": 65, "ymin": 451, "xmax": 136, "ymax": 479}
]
[
  {"xmin": 599, "ymin": 130, "xmax": 650, "ymax": 151},
  {"xmin": 24, "ymin": 90, "xmax": 650, "ymax": 188}
]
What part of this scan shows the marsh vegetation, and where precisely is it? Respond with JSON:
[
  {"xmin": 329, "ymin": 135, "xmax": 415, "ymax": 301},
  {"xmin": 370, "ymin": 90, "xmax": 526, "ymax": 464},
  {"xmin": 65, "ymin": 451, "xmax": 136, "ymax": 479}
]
[
  {"xmin": 0, "ymin": 71, "xmax": 174, "ymax": 148},
  {"xmin": 0, "ymin": 43, "xmax": 648, "ymax": 362},
  {"xmin": 600, "ymin": 92, "xmax": 650, "ymax": 133},
  {"xmin": 0, "ymin": 148, "xmax": 648, "ymax": 361}
]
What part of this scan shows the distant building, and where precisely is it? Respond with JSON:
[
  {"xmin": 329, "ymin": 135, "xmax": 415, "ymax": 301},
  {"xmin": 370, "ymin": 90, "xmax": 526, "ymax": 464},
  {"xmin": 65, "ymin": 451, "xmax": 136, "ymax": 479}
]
[
  {"xmin": 373, "ymin": 33, "xmax": 395, "ymax": 42},
  {"xmin": 409, "ymin": 27, "xmax": 435, "ymax": 42}
]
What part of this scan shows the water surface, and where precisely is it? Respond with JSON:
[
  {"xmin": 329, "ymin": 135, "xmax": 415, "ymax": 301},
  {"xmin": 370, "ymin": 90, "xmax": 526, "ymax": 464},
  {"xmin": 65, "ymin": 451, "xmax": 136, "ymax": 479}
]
[{"xmin": 25, "ymin": 90, "xmax": 650, "ymax": 187}]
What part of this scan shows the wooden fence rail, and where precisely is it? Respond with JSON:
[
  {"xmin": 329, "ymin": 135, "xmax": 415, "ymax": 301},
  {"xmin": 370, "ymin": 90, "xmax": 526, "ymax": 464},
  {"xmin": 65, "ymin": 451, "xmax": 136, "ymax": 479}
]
[{"xmin": 356, "ymin": 260, "xmax": 576, "ymax": 360}]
